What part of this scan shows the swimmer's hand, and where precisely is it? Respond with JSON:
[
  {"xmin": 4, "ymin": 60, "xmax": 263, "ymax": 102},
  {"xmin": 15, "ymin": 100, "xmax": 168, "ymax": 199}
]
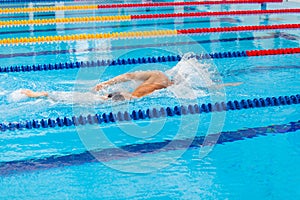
[
  {"xmin": 21, "ymin": 89, "xmax": 48, "ymax": 98},
  {"xmin": 93, "ymin": 83, "xmax": 107, "ymax": 91}
]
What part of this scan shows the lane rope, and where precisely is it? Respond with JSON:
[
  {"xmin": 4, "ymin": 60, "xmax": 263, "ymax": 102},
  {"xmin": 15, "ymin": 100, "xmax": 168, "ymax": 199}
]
[
  {"xmin": 0, "ymin": 94, "xmax": 299, "ymax": 132},
  {"xmin": 0, "ymin": 23, "xmax": 299, "ymax": 46},
  {"xmin": 0, "ymin": 5, "xmax": 98, "ymax": 14},
  {"xmin": 0, "ymin": 0, "xmax": 283, "ymax": 14},
  {"xmin": 0, "ymin": 15, "xmax": 132, "ymax": 27},
  {"xmin": 98, "ymin": 0, "xmax": 283, "ymax": 9},
  {"xmin": 1, "ymin": 9, "xmax": 299, "ymax": 27},
  {"xmin": 0, "ymin": 119, "xmax": 299, "ymax": 175},
  {"xmin": 1, "ymin": 47, "xmax": 299, "ymax": 73}
]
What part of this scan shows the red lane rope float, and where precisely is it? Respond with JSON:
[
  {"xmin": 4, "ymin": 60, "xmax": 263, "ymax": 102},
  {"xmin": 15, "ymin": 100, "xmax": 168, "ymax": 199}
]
[
  {"xmin": 0, "ymin": 24, "xmax": 299, "ymax": 46},
  {"xmin": 177, "ymin": 24, "xmax": 300, "ymax": 34},
  {"xmin": 98, "ymin": 0, "xmax": 283, "ymax": 9},
  {"xmin": 131, "ymin": 8, "xmax": 300, "ymax": 19},
  {"xmin": 246, "ymin": 47, "xmax": 300, "ymax": 56},
  {"xmin": 0, "ymin": 1, "xmax": 283, "ymax": 14},
  {"xmin": 3, "ymin": 9, "xmax": 299, "ymax": 27}
]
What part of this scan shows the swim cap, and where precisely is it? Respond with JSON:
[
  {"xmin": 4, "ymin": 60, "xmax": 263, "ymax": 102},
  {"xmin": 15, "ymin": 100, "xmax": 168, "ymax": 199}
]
[{"xmin": 107, "ymin": 92, "xmax": 125, "ymax": 101}]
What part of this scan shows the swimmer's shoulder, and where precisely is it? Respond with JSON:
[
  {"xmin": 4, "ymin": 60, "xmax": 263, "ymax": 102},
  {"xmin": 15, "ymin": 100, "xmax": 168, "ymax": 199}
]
[{"xmin": 147, "ymin": 70, "xmax": 166, "ymax": 76}]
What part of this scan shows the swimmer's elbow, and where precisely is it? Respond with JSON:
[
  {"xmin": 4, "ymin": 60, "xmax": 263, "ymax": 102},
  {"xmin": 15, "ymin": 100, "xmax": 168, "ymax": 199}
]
[
  {"xmin": 131, "ymin": 91, "xmax": 147, "ymax": 98},
  {"xmin": 122, "ymin": 73, "xmax": 135, "ymax": 80}
]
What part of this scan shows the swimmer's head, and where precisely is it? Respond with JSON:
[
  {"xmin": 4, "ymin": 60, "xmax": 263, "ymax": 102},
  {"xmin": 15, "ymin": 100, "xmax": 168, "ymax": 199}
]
[{"xmin": 107, "ymin": 92, "xmax": 125, "ymax": 101}]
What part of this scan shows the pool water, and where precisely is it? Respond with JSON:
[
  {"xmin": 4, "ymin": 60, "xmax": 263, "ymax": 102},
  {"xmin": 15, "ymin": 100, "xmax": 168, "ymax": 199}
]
[{"xmin": 0, "ymin": 0, "xmax": 300, "ymax": 199}]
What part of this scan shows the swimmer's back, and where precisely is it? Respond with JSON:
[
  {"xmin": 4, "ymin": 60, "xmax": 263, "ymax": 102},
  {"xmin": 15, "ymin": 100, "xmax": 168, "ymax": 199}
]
[{"xmin": 130, "ymin": 71, "xmax": 171, "ymax": 87}]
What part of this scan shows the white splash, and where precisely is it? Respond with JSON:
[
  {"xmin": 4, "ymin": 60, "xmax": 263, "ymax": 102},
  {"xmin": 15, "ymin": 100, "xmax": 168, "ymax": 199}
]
[
  {"xmin": 165, "ymin": 53, "xmax": 215, "ymax": 99},
  {"xmin": 49, "ymin": 91, "xmax": 104, "ymax": 104},
  {"xmin": 7, "ymin": 89, "xmax": 28, "ymax": 102}
]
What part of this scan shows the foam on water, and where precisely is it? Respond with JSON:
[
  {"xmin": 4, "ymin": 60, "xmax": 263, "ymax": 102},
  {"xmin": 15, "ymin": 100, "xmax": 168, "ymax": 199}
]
[
  {"xmin": 49, "ymin": 91, "xmax": 104, "ymax": 104},
  {"xmin": 7, "ymin": 89, "xmax": 28, "ymax": 103},
  {"xmin": 165, "ymin": 53, "xmax": 215, "ymax": 99}
]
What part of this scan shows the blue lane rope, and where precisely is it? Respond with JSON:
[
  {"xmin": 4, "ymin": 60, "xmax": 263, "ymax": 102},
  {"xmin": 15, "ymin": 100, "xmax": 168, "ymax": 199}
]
[
  {"xmin": 0, "ymin": 51, "xmax": 243, "ymax": 73},
  {"xmin": 1, "ymin": 94, "xmax": 299, "ymax": 132},
  {"xmin": 1, "ymin": 48, "xmax": 299, "ymax": 73},
  {"xmin": 0, "ymin": 119, "xmax": 299, "ymax": 175}
]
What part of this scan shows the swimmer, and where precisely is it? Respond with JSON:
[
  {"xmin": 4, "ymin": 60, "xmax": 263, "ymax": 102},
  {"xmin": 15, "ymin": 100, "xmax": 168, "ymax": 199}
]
[
  {"xmin": 20, "ymin": 70, "xmax": 172, "ymax": 101},
  {"xmin": 20, "ymin": 70, "xmax": 243, "ymax": 101}
]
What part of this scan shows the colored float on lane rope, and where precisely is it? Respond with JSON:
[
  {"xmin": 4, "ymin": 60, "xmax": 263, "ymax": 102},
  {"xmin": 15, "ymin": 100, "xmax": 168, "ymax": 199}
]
[
  {"xmin": 98, "ymin": 0, "xmax": 283, "ymax": 9},
  {"xmin": 0, "ymin": 47, "xmax": 299, "ymax": 73},
  {"xmin": 0, "ymin": 15, "xmax": 132, "ymax": 27},
  {"xmin": 0, "ymin": 94, "xmax": 299, "ymax": 132},
  {"xmin": 1, "ymin": 9, "xmax": 299, "ymax": 27},
  {"xmin": 131, "ymin": 8, "xmax": 300, "ymax": 19},
  {"xmin": 0, "ymin": 24, "xmax": 299, "ymax": 46},
  {"xmin": 0, "ymin": 0, "xmax": 283, "ymax": 14},
  {"xmin": 0, "ymin": 5, "xmax": 98, "ymax": 14}
]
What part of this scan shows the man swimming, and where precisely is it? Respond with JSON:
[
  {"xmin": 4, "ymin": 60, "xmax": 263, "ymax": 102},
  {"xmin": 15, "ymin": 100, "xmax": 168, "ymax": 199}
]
[
  {"xmin": 21, "ymin": 70, "xmax": 172, "ymax": 100},
  {"xmin": 21, "ymin": 70, "xmax": 242, "ymax": 101},
  {"xmin": 94, "ymin": 70, "xmax": 173, "ymax": 98}
]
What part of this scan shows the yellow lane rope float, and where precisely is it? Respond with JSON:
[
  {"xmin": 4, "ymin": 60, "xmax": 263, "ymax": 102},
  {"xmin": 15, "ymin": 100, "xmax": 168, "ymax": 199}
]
[
  {"xmin": 0, "ymin": 5, "xmax": 98, "ymax": 14},
  {"xmin": 0, "ymin": 30, "xmax": 178, "ymax": 46},
  {"xmin": 0, "ymin": 15, "xmax": 132, "ymax": 27}
]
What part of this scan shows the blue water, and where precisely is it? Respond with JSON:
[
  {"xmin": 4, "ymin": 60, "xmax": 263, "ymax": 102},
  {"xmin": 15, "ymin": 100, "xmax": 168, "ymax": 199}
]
[{"xmin": 0, "ymin": 0, "xmax": 300, "ymax": 199}]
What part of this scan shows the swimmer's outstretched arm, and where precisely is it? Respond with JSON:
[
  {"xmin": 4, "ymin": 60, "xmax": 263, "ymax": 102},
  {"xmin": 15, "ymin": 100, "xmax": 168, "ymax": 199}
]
[
  {"xmin": 21, "ymin": 89, "xmax": 49, "ymax": 98},
  {"xmin": 93, "ymin": 73, "xmax": 136, "ymax": 91},
  {"xmin": 21, "ymin": 89, "xmax": 108, "ymax": 101}
]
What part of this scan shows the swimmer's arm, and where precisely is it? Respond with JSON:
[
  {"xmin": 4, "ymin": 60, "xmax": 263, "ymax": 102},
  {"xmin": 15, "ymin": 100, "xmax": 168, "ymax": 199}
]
[
  {"xmin": 21, "ymin": 90, "xmax": 49, "ymax": 98},
  {"xmin": 96, "ymin": 95, "xmax": 109, "ymax": 101},
  {"xmin": 93, "ymin": 73, "xmax": 136, "ymax": 91}
]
